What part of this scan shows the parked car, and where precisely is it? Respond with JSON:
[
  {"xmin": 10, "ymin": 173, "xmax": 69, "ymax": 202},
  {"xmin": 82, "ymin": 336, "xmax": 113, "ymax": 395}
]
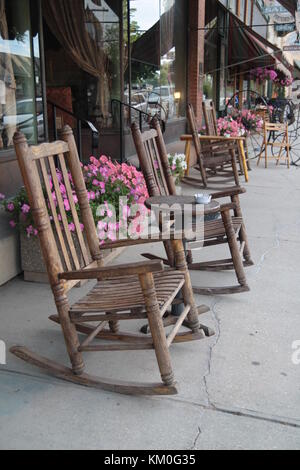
[
  {"xmin": 124, "ymin": 92, "xmax": 148, "ymax": 123},
  {"xmin": 1, "ymin": 98, "xmax": 44, "ymax": 144},
  {"xmin": 148, "ymin": 86, "xmax": 175, "ymax": 119}
]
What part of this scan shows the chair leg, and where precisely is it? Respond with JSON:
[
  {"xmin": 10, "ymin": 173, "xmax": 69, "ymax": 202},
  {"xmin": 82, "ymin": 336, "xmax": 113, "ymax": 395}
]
[
  {"xmin": 198, "ymin": 155, "xmax": 208, "ymax": 188},
  {"xmin": 221, "ymin": 210, "xmax": 248, "ymax": 289},
  {"xmin": 257, "ymin": 146, "xmax": 263, "ymax": 166},
  {"xmin": 139, "ymin": 272, "xmax": 175, "ymax": 387},
  {"xmin": 286, "ymin": 128, "xmax": 290, "ymax": 169},
  {"xmin": 184, "ymin": 141, "xmax": 191, "ymax": 177},
  {"xmin": 163, "ymin": 240, "xmax": 175, "ymax": 267},
  {"xmin": 54, "ymin": 283, "xmax": 85, "ymax": 376},
  {"xmin": 232, "ymin": 194, "xmax": 254, "ymax": 265},
  {"xmin": 237, "ymin": 147, "xmax": 244, "ymax": 176},
  {"xmin": 171, "ymin": 239, "xmax": 201, "ymax": 333},
  {"xmin": 109, "ymin": 320, "xmax": 120, "ymax": 333},
  {"xmin": 230, "ymin": 149, "xmax": 240, "ymax": 186}
]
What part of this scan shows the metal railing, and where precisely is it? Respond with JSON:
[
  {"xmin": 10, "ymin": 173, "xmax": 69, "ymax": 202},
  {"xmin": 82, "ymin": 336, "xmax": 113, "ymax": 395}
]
[
  {"xmin": 111, "ymin": 99, "xmax": 166, "ymax": 163},
  {"xmin": 48, "ymin": 100, "xmax": 99, "ymax": 162}
]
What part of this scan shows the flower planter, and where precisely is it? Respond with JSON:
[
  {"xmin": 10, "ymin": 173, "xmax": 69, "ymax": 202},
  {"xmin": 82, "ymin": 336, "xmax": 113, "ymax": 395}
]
[
  {"xmin": 20, "ymin": 232, "xmax": 118, "ymax": 283},
  {"xmin": 175, "ymin": 184, "xmax": 182, "ymax": 196},
  {"xmin": 172, "ymin": 176, "xmax": 183, "ymax": 196}
]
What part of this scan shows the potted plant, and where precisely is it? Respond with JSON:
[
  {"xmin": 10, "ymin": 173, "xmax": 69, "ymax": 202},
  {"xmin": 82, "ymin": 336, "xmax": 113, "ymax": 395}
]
[
  {"xmin": 217, "ymin": 115, "xmax": 246, "ymax": 138},
  {"xmin": 0, "ymin": 156, "xmax": 149, "ymax": 282},
  {"xmin": 167, "ymin": 153, "xmax": 187, "ymax": 195}
]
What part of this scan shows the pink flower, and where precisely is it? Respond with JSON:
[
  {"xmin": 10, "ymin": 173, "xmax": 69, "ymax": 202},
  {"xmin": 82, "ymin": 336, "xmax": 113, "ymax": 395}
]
[
  {"xmin": 64, "ymin": 199, "xmax": 71, "ymax": 212},
  {"xmin": 0, "ymin": 193, "xmax": 5, "ymax": 200},
  {"xmin": 56, "ymin": 171, "xmax": 63, "ymax": 184},
  {"xmin": 100, "ymin": 155, "xmax": 108, "ymax": 164},
  {"xmin": 26, "ymin": 225, "xmax": 34, "ymax": 238},
  {"xmin": 60, "ymin": 184, "xmax": 66, "ymax": 194},
  {"xmin": 68, "ymin": 223, "xmax": 75, "ymax": 232},
  {"xmin": 21, "ymin": 204, "xmax": 30, "ymax": 214},
  {"xmin": 9, "ymin": 220, "xmax": 16, "ymax": 228},
  {"xmin": 99, "ymin": 182, "xmax": 106, "ymax": 194},
  {"xmin": 7, "ymin": 203, "xmax": 14, "ymax": 212}
]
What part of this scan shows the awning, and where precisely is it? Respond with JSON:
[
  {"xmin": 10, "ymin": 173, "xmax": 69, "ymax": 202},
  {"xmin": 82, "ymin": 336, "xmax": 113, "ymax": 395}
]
[
  {"xmin": 277, "ymin": 0, "xmax": 298, "ymax": 16},
  {"xmin": 228, "ymin": 13, "xmax": 293, "ymax": 75},
  {"xmin": 131, "ymin": 5, "xmax": 174, "ymax": 68}
]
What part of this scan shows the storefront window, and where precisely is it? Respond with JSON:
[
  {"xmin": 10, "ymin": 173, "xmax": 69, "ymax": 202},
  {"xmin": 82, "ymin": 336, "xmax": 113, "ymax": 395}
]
[
  {"xmin": 204, "ymin": 17, "xmax": 218, "ymax": 103},
  {"xmin": 0, "ymin": 0, "xmax": 44, "ymax": 154},
  {"xmin": 127, "ymin": 0, "xmax": 187, "ymax": 126},
  {"xmin": 43, "ymin": 0, "xmax": 121, "ymax": 133},
  {"xmin": 160, "ymin": 0, "xmax": 187, "ymax": 120}
]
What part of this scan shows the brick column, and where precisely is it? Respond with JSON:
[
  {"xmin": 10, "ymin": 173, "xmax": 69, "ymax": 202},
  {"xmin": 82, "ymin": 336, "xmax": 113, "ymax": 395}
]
[{"xmin": 188, "ymin": 0, "xmax": 205, "ymax": 127}]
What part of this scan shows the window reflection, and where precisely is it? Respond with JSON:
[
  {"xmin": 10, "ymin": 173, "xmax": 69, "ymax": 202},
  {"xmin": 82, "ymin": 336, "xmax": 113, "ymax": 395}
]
[
  {"xmin": 0, "ymin": 0, "xmax": 43, "ymax": 152},
  {"xmin": 128, "ymin": 0, "xmax": 187, "ymax": 126}
]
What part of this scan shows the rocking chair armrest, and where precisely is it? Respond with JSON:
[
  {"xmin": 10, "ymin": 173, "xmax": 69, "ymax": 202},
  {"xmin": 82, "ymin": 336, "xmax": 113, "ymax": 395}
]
[
  {"xmin": 180, "ymin": 134, "xmax": 245, "ymax": 142},
  {"xmin": 102, "ymin": 237, "xmax": 164, "ymax": 250},
  {"xmin": 219, "ymin": 203, "xmax": 237, "ymax": 213},
  {"xmin": 199, "ymin": 135, "xmax": 245, "ymax": 142},
  {"xmin": 211, "ymin": 187, "xmax": 246, "ymax": 200},
  {"xmin": 102, "ymin": 228, "xmax": 192, "ymax": 250},
  {"xmin": 59, "ymin": 260, "xmax": 165, "ymax": 282}
]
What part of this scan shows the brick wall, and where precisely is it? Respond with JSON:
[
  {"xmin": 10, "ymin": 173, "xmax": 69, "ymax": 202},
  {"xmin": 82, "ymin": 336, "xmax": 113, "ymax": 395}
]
[{"xmin": 188, "ymin": 0, "xmax": 205, "ymax": 127}]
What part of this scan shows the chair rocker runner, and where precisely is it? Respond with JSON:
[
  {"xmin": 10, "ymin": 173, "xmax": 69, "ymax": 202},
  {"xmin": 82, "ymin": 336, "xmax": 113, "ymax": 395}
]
[
  {"xmin": 131, "ymin": 120, "xmax": 253, "ymax": 297},
  {"xmin": 11, "ymin": 126, "xmax": 214, "ymax": 396}
]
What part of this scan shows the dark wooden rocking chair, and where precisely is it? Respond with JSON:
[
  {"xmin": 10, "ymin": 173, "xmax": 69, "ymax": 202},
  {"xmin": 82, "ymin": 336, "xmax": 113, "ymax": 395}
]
[
  {"xmin": 132, "ymin": 119, "xmax": 253, "ymax": 296},
  {"xmin": 202, "ymin": 99, "xmax": 250, "ymax": 177},
  {"xmin": 10, "ymin": 126, "xmax": 214, "ymax": 396},
  {"xmin": 181, "ymin": 104, "xmax": 241, "ymax": 188}
]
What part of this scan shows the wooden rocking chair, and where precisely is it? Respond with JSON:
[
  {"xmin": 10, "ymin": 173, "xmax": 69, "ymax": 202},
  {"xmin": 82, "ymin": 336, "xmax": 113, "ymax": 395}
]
[
  {"xmin": 180, "ymin": 104, "xmax": 241, "ymax": 188},
  {"xmin": 132, "ymin": 119, "xmax": 253, "ymax": 296},
  {"xmin": 257, "ymin": 121, "xmax": 290, "ymax": 169},
  {"xmin": 202, "ymin": 99, "xmax": 250, "ymax": 178},
  {"xmin": 10, "ymin": 126, "xmax": 214, "ymax": 396}
]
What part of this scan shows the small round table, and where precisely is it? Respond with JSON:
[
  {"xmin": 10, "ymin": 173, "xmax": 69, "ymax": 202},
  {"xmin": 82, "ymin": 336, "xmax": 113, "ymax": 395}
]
[
  {"xmin": 145, "ymin": 196, "xmax": 220, "ymax": 217},
  {"xmin": 145, "ymin": 196, "xmax": 221, "ymax": 318}
]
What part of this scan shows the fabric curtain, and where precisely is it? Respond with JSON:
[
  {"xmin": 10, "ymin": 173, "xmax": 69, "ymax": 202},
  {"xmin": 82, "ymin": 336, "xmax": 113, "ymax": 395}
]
[{"xmin": 43, "ymin": 0, "xmax": 110, "ymax": 118}]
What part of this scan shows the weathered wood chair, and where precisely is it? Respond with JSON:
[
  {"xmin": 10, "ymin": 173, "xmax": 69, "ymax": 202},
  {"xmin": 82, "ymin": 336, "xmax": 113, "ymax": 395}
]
[
  {"xmin": 180, "ymin": 104, "xmax": 241, "ymax": 188},
  {"xmin": 203, "ymin": 99, "xmax": 250, "ymax": 177},
  {"xmin": 132, "ymin": 120, "xmax": 253, "ymax": 296},
  {"xmin": 257, "ymin": 121, "xmax": 290, "ymax": 168},
  {"xmin": 10, "ymin": 126, "xmax": 214, "ymax": 396}
]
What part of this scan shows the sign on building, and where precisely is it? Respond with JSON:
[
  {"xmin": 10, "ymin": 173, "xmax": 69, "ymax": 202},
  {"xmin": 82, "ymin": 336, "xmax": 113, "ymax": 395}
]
[
  {"xmin": 263, "ymin": 6, "xmax": 290, "ymax": 14},
  {"xmin": 284, "ymin": 44, "xmax": 300, "ymax": 51}
]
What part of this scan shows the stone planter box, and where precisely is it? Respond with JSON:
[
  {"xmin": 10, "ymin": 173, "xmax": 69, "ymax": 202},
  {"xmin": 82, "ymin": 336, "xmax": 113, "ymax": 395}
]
[{"xmin": 20, "ymin": 233, "xmax": 120, "ymax": 283}]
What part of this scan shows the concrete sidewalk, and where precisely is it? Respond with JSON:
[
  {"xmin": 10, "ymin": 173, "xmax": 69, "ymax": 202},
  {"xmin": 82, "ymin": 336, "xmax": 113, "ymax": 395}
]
[{"xmin": 0, "ymin": 161, "xmax": 300, "ymax": 450}]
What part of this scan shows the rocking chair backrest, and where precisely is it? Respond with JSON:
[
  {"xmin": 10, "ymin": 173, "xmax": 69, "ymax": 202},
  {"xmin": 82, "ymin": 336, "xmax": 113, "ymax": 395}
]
[
  {"xmin": 203, "ymin": 100, "xmax": 218, "ymax": 136},
  {"xmin": 13, "ymin": 126, "xmax": 102, "ymax": 293},
  {"xmin": 187, "ymin": 103, "xmax": 203, "ymax": 162},
  {"xmin": 131, "ymin": 120, "xmax": 177, "ymax": 197}
]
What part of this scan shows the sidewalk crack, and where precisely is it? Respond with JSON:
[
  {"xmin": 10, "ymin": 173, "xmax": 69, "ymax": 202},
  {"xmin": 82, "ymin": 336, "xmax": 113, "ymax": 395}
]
[
  {"xmin": 190, "ymin": 426, "xmax": 202, "ymax": 450},
  {"xmin": 203, "ymin": 298, "xmax": 221, "ymax": 409}
]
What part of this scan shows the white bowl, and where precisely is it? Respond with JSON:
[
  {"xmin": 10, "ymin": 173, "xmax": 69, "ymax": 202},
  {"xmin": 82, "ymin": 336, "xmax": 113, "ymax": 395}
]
[{"xmin": 194, "ymin": 194, "xmax": 212, "ymax": 205}]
